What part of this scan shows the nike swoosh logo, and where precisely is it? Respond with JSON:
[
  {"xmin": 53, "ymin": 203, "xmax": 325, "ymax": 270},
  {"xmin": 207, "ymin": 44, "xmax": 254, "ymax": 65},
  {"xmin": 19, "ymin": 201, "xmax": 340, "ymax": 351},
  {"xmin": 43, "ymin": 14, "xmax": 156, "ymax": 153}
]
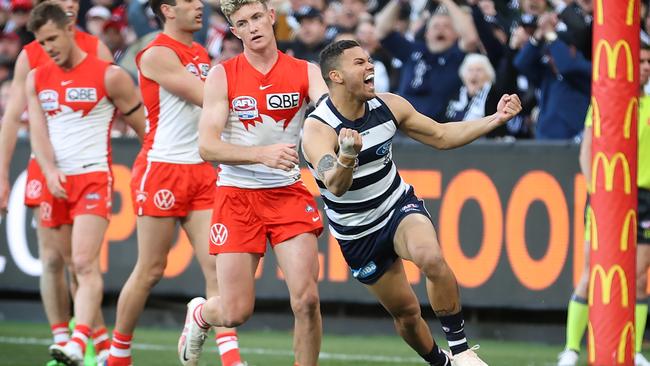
[
  {"xmin": 193, "ymin": 55, "xmax": 199, "ymax": 60},
  {"xmin": 61, "ymin": 80, "xmax": 73, "ymax": 86},
  {"xmin": 259, "ymin": 84, "xmax": 273, "ymax": 90},
  {"xmin": 86, "ymin": 204, "xmax": 98, "ymax": 209},
  {"xmin": 312, "ymin": 216, "xmax": 319, "ymax": 222}
]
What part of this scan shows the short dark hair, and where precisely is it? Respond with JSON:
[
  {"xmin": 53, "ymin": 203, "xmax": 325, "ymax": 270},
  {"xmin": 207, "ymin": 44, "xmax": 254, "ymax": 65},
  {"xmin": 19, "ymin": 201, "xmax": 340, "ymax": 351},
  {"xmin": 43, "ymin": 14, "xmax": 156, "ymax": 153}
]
[
  {"xmin": 642, "ymin": 41, "xmax": 650, "ymax": 52},
  {"xmin": 319, "ymin": 40, "xmax": 360, "ymax": 85},
  {"xmin": 149, "ymin": 0, "xmax": 177, "ymax": 23},
  {"xmin": 27, "ymin": 2, "xmax": 69, "ymax": 33}
]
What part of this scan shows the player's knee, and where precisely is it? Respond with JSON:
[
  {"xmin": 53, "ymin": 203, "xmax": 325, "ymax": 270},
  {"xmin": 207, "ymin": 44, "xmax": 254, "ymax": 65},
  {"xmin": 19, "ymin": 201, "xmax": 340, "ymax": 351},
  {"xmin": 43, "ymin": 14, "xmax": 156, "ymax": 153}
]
[
  {"xmin": 417, "ymin": 253, "xmax": 448, "ymax": 280},
  {"xmin": 40, "ymin": 249, "xmax": 66, "ymax": 274},
  {"xmin": 392, "ymin": 304, "xmax": 422, "ymax": 329},
  {"xmin": 134, "ymin": 262, "xmax": 166, "ymax": 289},
  {"xmin": 71, "ymin": 256, "xmax": 99, "ymax": 277},
  {"xmin": 220, "ymin": 300, "xmax": 254, "ymax": 328},
  {"xmin": 290, "ymin": 289, "xmax": 320, "ymax": 318}
]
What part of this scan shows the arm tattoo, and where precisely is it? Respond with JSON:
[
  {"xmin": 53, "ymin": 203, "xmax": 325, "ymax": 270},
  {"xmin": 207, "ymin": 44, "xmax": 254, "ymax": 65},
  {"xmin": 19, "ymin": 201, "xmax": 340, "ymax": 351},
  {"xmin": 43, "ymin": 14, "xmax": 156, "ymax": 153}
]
[{"xmin": 317, "ymin": 154, "xmax": 336, "ymax": 180}]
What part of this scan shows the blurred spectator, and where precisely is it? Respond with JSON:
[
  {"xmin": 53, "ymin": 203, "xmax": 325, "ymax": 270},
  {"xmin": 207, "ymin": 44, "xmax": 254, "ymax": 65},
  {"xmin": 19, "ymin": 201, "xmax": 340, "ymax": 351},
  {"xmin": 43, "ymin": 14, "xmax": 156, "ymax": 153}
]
[
  {"xmin": 354, "ymin": 20, "xmax": 392, "ymax": 92},
  {"xmin": 213, "ymin": 30, "xmax": 243, "ymax": 65},
  {"xmin": 0, "ymin": 31, "xmax": 20, "ymax": 63},
  {"xmin": 205, "ymin": 6, "xmax": 229, "ymax": 59},
  {"xmin": 101, "ymin": 20, "xmax": 127, "ymax": 62},
  {"xmin": 335, "ymin": 0, "xmax": 370, "ymax": 33},
  {"xmin": 445, "ymin": 54, "xmax": 495, "ymax": 122},
  {"xmin": 279, "ymin": 6, "xmax": 329, "ymax": 63},
  {"xmin": 514, "ymin": 11, "xmax": 591, "ymax": 140},
  {"xmin": 376, "ymin": 0, "xmax": 479, "ymax": 121},
  {"xmin": 85, "ymin": 5, "xmax": 111, "ymax": 36},
  {"xmin": 520, "ymin": 0, "xmax": 547, "ymax": 17},
  {"xmin": 5, "ymin": 0, "xmax": 34, "ymax": 46},
  {"xmin": 549, "ymin": 0, "xmax": 593, "ymax": 60},
  {"xmin": 0, "ymin": 56, "xmax": 12, "ymax": 84}
]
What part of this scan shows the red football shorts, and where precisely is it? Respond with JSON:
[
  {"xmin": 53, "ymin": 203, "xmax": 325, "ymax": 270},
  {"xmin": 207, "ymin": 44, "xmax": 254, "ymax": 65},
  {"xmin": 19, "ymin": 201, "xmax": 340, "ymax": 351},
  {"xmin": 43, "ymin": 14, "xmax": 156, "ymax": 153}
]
[
  {"xmin": 130, "ymin": 155, "xmax": 216, "ymax": 217},
  {"xmin": 24, "ymin": 158, "xmax": 45, "ymax": 208},
  {"xmin": 209, "ymin": 181, "xmax": 323, "ymax": 255},
  {"xmin": 40, "ymin": 171, "xmax": 113, "ymax": 228}
]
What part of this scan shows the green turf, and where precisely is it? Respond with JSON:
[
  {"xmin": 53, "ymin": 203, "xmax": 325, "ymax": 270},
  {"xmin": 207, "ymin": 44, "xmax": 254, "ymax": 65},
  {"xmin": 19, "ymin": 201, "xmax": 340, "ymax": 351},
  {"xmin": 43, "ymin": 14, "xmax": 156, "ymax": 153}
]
[{"xmin": 0, "ymin": 321, "xmax": 585, "ymax": 365}]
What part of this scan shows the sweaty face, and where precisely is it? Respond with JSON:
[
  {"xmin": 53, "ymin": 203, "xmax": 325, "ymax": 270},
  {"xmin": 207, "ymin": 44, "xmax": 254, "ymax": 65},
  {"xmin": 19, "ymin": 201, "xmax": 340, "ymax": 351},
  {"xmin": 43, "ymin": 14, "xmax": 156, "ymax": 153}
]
[
  {"xmin": 168, "ymin": 0, "xmax": 204, "ymax": 32},
  {"xmin": 51, "ymin": 0, "xmax": 80, "ymax": 23},
  {"xmin": 35, "ymin": 21, "xmax": 75, "ymax": 67},
  {"xmin": 229, "ymin": 3, "xmax": 275, "ymax": 51},
  {"xmin": 334, "ymin": 46, "xmax": 375, "ymax": 101}
]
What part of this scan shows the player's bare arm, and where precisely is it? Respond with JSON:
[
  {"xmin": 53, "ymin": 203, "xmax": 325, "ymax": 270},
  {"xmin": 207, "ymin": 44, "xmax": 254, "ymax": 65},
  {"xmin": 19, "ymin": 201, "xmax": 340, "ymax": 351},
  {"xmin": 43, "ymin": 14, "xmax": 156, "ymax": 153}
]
[
  {"xmin": 97, "ymin": 40, "xmax": 114, "ymax": 62},
  {"xmin": 198, "ymin": 65, "xmax": 299, "ymax": 171},
  {"xmin": 25, "ymin": 70, "xmax": 67, "ymax": 200},
  {"xmin": 139, "ymin": 46, "xmax": 204, "ymax": 107},
  {"xmin": 0, "ymin": 51, "xmax": 30, "ymax": 211},
  {"xmin": 307, "ymin": 62, "xmax": 328, "ymax": 105},
  {"xmin": 384, "ymin": 92, "xmax": 522, "ymax": 149},
  {"xmin": 105, "ymin": 65, "xmax": 146, "ymax": 141},
  {"xmin": 302, "ymin": 119, "xmax": 361, "ymax": 196}
]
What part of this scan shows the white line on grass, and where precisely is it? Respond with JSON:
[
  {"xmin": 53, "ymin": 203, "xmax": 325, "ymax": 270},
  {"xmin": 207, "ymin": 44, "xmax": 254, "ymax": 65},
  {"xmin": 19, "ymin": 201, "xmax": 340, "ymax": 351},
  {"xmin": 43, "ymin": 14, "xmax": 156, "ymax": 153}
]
[{"xmin": 0, "ymin": 336, "xmax": 423, "ymax": 363}]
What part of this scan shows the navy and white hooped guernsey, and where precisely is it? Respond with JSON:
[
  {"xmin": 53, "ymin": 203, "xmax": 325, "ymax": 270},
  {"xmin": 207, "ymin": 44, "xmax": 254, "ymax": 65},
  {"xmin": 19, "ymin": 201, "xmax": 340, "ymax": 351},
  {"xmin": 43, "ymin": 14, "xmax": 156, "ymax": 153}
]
[{"xmin": 307, "ymin": 97, "xmax": 411, "ymax": 240}]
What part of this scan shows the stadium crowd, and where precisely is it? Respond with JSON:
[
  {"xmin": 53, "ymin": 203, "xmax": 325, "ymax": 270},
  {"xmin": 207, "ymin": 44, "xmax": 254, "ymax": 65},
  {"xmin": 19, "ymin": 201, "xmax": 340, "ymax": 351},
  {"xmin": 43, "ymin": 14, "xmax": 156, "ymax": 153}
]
[{"xmin": 0, "ymin": 0, "xmax": 638, "ymax": 140}]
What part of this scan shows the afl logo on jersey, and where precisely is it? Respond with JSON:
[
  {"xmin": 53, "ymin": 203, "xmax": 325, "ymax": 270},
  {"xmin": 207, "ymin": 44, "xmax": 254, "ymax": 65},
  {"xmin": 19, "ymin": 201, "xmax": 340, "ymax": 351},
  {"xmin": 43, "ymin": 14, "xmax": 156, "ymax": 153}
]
[
  {"xmin": 65, "ymin": 88, "xmax": 97, "ymax": 102},
  {"xmin": 232, "ymin": 96, "xmax": 259, "ymax": 120},
  {"xmin": 38, "ymin": 89, "xmax": 59, "ymax": 111},
  {"xmin": 266, "ymin": 93, "xmax": 300, "ymax": 110}
]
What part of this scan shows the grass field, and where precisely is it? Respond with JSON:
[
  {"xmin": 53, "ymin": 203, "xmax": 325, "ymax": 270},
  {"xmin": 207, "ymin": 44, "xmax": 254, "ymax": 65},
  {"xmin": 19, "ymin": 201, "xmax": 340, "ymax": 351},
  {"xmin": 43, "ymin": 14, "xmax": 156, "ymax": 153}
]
[{"xmin": 0, "ymin": 321, "xmax": 597, "ymax": 366}]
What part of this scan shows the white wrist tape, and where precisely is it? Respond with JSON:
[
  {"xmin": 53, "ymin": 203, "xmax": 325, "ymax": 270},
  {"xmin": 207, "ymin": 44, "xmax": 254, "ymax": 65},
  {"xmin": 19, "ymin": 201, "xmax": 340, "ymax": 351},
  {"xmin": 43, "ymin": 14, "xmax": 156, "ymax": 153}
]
[{"xmin": 339, "ymin": 136, "xmax": 357, "ymax": 157}]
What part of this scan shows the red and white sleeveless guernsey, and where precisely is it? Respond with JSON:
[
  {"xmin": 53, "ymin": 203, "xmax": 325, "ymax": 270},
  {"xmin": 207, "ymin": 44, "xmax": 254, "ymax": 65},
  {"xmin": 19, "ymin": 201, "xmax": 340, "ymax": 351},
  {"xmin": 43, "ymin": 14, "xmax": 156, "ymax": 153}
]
[
  {"xmin": 34, "ymin": 54, "xmax": 115, "ymax": 227},
  {"xmin": 34, "ymin": 54, "xmax": 115, "ymax": 174},
  {"xmin": 136, "ymin": 33, "xmax": 210, "ymax": 164},
  {"xmin": 219, "ymin": 51, "xmax": 311, "ymax": 189},
  {"xmin": 131, "ymin": 33, "xmax": 215, "ymax": 217},
  {"xmin": 23, "ymin": 30, "xmax": 100, "ymax": 208}
]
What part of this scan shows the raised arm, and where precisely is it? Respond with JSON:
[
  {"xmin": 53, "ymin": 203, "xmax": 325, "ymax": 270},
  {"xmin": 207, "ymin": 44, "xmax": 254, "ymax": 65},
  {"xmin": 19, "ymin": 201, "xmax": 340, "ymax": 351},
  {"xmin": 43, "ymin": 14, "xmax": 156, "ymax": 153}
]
[
  {"xmin": 0, "ymin": 51, "xmax": 30, "ymax": 212},
  {"xmin": 139, "ymin": 46, "xmax": 204, "ymax": 107},
  {"xmin": 197, "ymin": 66, "xmax": 298, "ymax": 171},
  {"xmin": 302, "ymin": 119, "xmax": 362, "ymax": 197},
  {"xmin": 105, "ymin": 65, "xmax": 146, "ymax": 142},
  {"xmin": 438, "ymin": 0, "xmax": 479, "ymax": 52},
  {"xmin": 375, "ymin": 0, "xmax": 401, "ymax": 40},
  {"xmin": 307, "ymin": 62, "xmax": 328, "ymax": 105},
  {"xmin": 26, "ymin": 70, "xmax": 67, "ymax": 199},
  {"xmin": 385, "ymin": 92, "xmax": 521, "ymax": 149}
]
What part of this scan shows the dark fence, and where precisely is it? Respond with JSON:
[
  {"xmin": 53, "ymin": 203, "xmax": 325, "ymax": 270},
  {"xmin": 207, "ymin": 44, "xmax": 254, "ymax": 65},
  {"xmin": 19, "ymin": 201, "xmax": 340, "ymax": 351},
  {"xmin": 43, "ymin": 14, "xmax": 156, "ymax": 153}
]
[{"xmin": 0, "ymin": 139, "xmax": 587, "ymax": 310}]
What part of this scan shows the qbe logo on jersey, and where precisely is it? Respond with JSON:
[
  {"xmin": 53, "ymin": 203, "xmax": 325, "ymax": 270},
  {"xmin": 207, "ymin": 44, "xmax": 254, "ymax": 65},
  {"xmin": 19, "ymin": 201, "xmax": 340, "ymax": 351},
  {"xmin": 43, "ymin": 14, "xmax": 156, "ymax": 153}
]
[
  {"xmin": 267, "ymin": 93, "xmax": 300, "ymax": 110},
  {"xmin": 65, "ymin": 88, "xmax": 97, "ymax": 102},
  {"xmin": 233, "ymin": 96, "xmax": 259, "ymax": 120},
  {"xmin": 38, "ymin": 89, "xmax": 59, "ymax": 111}
]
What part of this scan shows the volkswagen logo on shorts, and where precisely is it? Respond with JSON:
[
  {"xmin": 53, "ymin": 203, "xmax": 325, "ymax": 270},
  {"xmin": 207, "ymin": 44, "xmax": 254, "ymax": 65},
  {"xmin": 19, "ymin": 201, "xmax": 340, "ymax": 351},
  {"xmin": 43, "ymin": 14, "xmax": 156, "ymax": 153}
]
[
  {"xmin": 40, "ymin": 202, "xmax": 52, "ymax": 221},
  {"xmin": 26, "ymin": 179, "xmax": 42, "ymax": 200},
  {"xmin": 210, "ymin": 224, "xmax": 228, "ymax": 246},
  {"xmin": 153, "ymin": 189, "xmax": 175, "ymax": 210}
]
